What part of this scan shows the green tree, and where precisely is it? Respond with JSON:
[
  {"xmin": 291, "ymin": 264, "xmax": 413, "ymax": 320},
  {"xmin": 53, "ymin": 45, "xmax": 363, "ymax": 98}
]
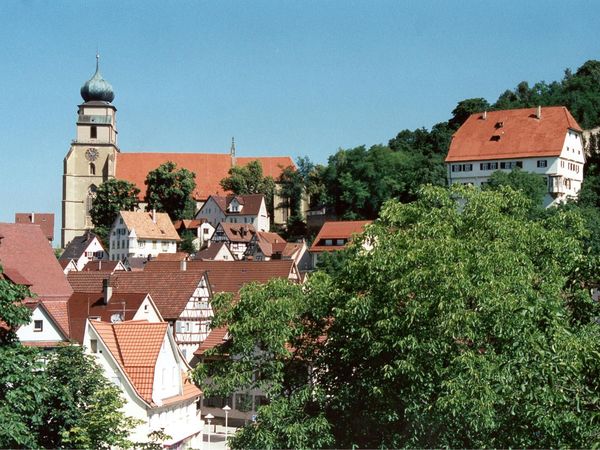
[
  {"xmin": 145, "ymin": 161, "xmax": 197, "ymax": 220},
  {"xmin": 448, "ymin": 97, "xmax": 491, "ymax": 129},
  {"xmin": 0, "ymin": 268, "xmax": 137, "ymax": 449},
  {"xmin": 90, "ymin": 178, "xmax": 140, "ymax": 243},
  {"xmin": 195, "ymin": 186, "xmax": 600, "ymax": 448},
  {"xmin": 482, "ymin": 168, "xmax": 547, "ymax": 208},
  {"xmin": 220, "ymin": 160, "xmax": 276, "ymax": 214},
  {"xmin": 179, "ymin": 230, "xmax": 197, "ymax": 254},
  {"xmin": 42, "ymin": 345, "xmax": 137, "ymax": 449}
]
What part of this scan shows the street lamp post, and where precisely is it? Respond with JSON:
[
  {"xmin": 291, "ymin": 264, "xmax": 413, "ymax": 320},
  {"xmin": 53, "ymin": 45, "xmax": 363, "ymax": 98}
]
[
  {"xmin": 222, "ymin": 405, "xmax": 231, "ymax": 443},
  {"xmin": 205, "ymin": 413, "xmax": 214, "ymax": 447}
]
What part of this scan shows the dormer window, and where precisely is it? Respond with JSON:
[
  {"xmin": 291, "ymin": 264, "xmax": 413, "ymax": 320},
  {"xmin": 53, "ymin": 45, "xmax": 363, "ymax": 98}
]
[
  {"xmin": 495, "ymin": 121, "xmax": 504, "ymax": 129},
  {"xmin": 490, "ymin": 135, "xmax": 501, "ymax": 142}
]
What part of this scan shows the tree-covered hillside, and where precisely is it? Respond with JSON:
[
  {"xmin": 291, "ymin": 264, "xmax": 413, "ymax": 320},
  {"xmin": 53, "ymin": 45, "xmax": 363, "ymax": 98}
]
[{"xmin": 278, "ymin": 60, "xmax": 600, "ymax": 226}]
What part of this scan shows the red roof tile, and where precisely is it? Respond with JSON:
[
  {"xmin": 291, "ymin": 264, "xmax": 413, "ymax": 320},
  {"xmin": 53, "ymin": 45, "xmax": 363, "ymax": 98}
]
[
  {"xmin": 91, "ymin": 321, "xmax": 200, "ymax": 405},
  {"xmin": 310, "ymin": 220, "xmax": 372, "ymax": 253},
  {"xmin": 68, "ymin": 271, "xmax": 111, "ymax": 293},
  {"xmin": 68, "ymin": 292, "xmax": 149, "ymax": 343},
  {"xmin": 445, "ymin": 106, "xmax": 582, "ymax": 163},
  {"xmin": 82, "ymin": 260, "xmax": 125, "ymax": 272},
  {"xmin": 14, "ymin": 213, "xmax": 54, "ymax": 241},
  {"xmin": 109, "ymin": 271, "xmax": 208, "ymax": 319},
  {"xmin": 144, "ymin": 259, "xmax": 297, "ymax": 295},
  {"xmin": 115, "ymin": 153, "xmax": 293, "ymax": 201},
  {"xmin": 195, "ymin": 326, "xmax": 228, "ymax": 355},
  {"xmin": 0, "ymin": 223, "xmax": 73, "ymax": 300}
]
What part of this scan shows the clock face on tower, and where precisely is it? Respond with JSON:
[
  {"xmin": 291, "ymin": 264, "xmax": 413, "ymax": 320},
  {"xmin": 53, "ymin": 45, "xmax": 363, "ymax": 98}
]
[{"xmin": 85, "ymin": 147, "xmax": 99, "ymax": 161}]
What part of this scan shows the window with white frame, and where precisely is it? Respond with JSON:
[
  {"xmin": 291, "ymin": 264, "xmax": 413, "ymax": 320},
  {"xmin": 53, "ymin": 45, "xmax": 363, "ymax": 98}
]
[{"xmin": 537, "ymin": 160, "xmax": 548, "ymax": 168}]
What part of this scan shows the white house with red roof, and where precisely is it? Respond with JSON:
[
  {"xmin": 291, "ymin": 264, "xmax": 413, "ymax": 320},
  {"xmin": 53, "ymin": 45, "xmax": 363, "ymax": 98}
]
[
  {"xmin": 83, "ymin": 320, "xmax": 203, "ymax": 447},
  {"xmin": 195, "ymin": 194, "xmax": 270, "ymax": 231},
  {"xmin": 0, "ymin": 223, "xmax": 73, "ymax": 347},
  {"xmin": 109, "ymin": 210, "xmax": 180, "ymax": 261},
  {"xmin": 445, "ymin": 106, "xmax": 585, "ymax": 207}
]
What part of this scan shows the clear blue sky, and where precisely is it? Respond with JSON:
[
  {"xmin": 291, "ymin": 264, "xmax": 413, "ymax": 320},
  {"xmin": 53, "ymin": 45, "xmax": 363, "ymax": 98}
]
[{"xmin": 1, "ymin": 1, "xmax": 599, "ymax": 243}]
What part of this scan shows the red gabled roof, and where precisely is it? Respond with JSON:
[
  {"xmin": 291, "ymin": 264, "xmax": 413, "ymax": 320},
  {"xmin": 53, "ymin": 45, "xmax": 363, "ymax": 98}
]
[
  {"xmin": 68, "ymin": 292, "xmax": 149, "ymax": 343},
  {"xmin": 90, "ymin": 320, "xmax": 201, "ymax": 406},
  {"xmin": 144, "ymin": 259, "xmax": 297, "ymax": 295},
  {"xmin": 14, "ymin": 213, "xmax": 54, "ymax": 241},
  {"xmin": 109, "ymin": 271, "xmax": 208, "ymax": 320},
  {"xmin": 115, "ymin": 153, "xmax": 293, "ymax": 201},
  {"xmin": 310, "ymin": 220, "xmax": 372, "ymax": 253},
  {"xmin": 445, "ymin": 106, "xmax": 582, "ymax": 163},
  {"xmin": 0, "ymin": 223, "xmax": 73, "ymax": 300},
  {"xmin": 218, "ymin": 223, "xmax": 256, "ymax": 243},
  {"xmin": 68, "ymin": 271, "xmax": 111, "ymax": 293},
  {"xmin": 195, "ymin": 326, "xmax": 228, "ymax": 356}
]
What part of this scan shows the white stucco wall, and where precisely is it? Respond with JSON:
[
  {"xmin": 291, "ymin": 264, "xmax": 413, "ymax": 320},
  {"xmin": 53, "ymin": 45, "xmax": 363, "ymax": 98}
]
[{"xmin": 17, "ymin": 307, "xmax": 66, "ymax": 343}]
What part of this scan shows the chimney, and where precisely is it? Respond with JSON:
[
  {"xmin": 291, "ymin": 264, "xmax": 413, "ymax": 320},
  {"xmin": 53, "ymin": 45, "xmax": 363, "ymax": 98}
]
[
  {"xmin": 31, "ymin": 212, "xmax": 35, "ymax": 223},
  {"xmin": 482, "ymin": 110, "xmax": 487, "ymax": 120},
  {"xmin": 102, "ymin": 278, "xmax": 112, "ymax": 304},
  {"xmin": 152, "ymin": 209, "xmax": 157, "ymax": 223},
  {"xmin": 536, "ymin": 105, "xmax": 542, "ymax": 119},
  {"xmin": 180, "ymin": 259, "xmax": 187, "ymax": 271}
]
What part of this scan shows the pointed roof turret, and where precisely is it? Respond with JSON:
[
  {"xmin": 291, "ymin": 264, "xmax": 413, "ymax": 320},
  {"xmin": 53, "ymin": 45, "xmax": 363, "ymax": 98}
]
[{"xmin": 80, "ymin": 53, "xmax": 115, "ymax": 103}]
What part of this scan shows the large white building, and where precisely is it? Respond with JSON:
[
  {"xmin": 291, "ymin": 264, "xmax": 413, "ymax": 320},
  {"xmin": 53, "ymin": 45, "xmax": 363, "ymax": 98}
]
[{"xmin": 445, "ymin": 106, "xmax": 584, "ymax": 207}]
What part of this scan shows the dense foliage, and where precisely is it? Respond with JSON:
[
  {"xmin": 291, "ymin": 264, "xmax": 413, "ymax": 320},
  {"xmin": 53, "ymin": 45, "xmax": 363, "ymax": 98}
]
[
  {"xmin": 145, "ymin": 161, "xmax": 197, "ymax": 220},
  {"xmin": 90, "ymin": 178, "xmax": 140, "ymax": 244},
  {"xmin": 220, "ymin": 160, "xmax": 276, "ymax": 214},
  {"xmin": 0, "ymin": 267, "xmax": 137, "ymax": 448},
  {"xmin": 195, "ymin": 186, "xmax": 600, "ymax": 448}
]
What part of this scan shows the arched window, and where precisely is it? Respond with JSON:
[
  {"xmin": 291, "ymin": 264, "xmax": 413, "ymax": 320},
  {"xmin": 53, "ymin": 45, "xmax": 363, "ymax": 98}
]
[
  {"xmin": 86, "ymin": 184, "xmax": 97, "ymax": 214},
  {"xmin": 89, "ymin": 163, "xmax": 96, "ymax": 175}
]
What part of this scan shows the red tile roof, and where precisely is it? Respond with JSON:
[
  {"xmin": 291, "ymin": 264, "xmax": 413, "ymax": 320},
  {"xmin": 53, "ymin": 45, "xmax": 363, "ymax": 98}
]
[
  {"xmin": 310, "ymin": 220, "xmax": 372, "ymax": 253},
  {"xmin": 207, "ymin": 194, "xmax": 266, "ymax": 216},
  {"xmin": 121, "ymin": 211, "xmax": 180, "ymax": 241},
  {"xmin": 14, "ymin": 213, "xmax": 54, "ymax": 241},
  {"xmin": 109, "ymin": 271, "xmax": 208, "ymax": 319},
  {"xmin": 195, "ymin": 242, "xmax": 231, "ymax": 260},
  {"xmin": 115, "ymin": 153, "xmax": 293, "ymax": 201},
  {"xmin": 0, "ymin": 223, "xmax": 73, "ymax": 300},
  {"xmin": 90, "ymin": 320, "xmax": 201, "ymax": 406},
  {"xmin": 82, "ymin": 260, "xmax": 125, "ymax": 272},
  {"xmin": 144, "ymin": 259, "xmax": 297, "ymax": 295},
  {"xmin": 68, "ymin": 271, "xmax": 111, "ymax": 293},
  {"xmin": 68, "ymin": 292, "xmax": 149, "ymax": 343},
  {"xmin": 217, "ymin": 223, "xmax": 256, "ymax": 243},
  {"xmin": 445, "ymin": 106, "xmax": 582, "ymax": 163},
  {"xmin": 195, "ymin": 326, "xmax": 228, "ymax": 355},
  {"xmin": 154, "ymin": 252, "xmax": 190, "ymax": 262}
]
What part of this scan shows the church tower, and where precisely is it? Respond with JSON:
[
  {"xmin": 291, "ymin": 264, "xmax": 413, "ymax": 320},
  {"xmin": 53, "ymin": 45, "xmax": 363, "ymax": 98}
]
[{"xmin": 62, "ymin": 55, "xmax": 119, "ymax": 247}]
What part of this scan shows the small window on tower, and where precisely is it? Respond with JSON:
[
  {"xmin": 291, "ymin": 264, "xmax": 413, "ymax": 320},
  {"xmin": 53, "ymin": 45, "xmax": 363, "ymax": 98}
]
[
  {"xmin": 90, "ymin": 126, "xmax": 97, "ymax": 139},
  {"xmin": 89, "ymin": 163, "xmax": 96, "ymax": 175}
]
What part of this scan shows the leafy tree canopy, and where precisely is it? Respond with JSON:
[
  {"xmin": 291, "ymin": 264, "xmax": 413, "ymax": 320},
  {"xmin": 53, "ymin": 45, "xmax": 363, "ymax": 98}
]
[
  {"xmin": 0, "ymin": 270, "xmax": 137, "ymax": 449},
  {"xmin": 482, "ymin": 168, "xmax": 547, "ymax": 209},
  {"xmin": 220, "ymin": 160, "xmax": 276, "ymax": 214},
  {"xmin": 90, "ymin": 178, "xmax": 140, "ymax": 244},
  {"xmin": 145, "ymin": 161, "xmax": 196, "ymax": 220},
  {"xmin": 195, "ymin": 186, "xmax": 600, "ymax": 449}
]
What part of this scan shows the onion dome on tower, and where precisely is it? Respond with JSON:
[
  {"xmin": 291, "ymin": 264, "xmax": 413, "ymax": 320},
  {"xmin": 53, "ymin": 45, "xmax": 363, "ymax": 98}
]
[{"xmin": 80, "ymin": 53, "xmax": 115, "ymax": 103}]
